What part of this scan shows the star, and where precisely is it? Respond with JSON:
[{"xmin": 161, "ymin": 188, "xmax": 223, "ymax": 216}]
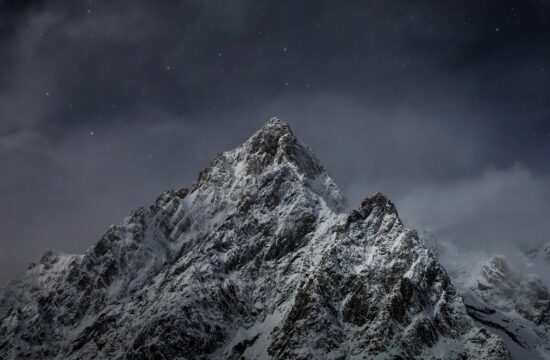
[{"xmin": 89, "ymin": 130, "xmax": 95, "ymax": 136}]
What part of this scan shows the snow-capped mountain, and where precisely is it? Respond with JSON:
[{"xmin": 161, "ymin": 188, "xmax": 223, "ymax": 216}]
[
  {"xmin": 424, "ymin": 237, "xmax": 550, "ymax": 359},
  {"xmin": 463, "ymin": 256, "xmax": 550, "ymax": 359},
  {"xmin": 0, "ymin": 119, "xmax": 513, "ymax": 359}
]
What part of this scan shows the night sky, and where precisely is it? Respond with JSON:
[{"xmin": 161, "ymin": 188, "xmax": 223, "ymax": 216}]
[{"xmin": 1, "ymin": 0, "xmax": 550, "ymax": 284}]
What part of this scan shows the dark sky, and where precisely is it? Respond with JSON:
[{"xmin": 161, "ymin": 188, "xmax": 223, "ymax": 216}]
[{"xmin": 1, "ymin": 0, "xmax": 550, "ymax": 284}]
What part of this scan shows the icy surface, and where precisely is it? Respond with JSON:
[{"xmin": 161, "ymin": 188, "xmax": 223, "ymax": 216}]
[{"xmin": 0, "ymin": 119, "xmax": 512, "ymax": 359}]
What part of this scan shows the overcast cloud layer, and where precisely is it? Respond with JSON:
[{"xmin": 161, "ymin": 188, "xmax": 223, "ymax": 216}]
[{"xmin": 1, "ymin": 0, "xmax": 549, "ymax": 284}]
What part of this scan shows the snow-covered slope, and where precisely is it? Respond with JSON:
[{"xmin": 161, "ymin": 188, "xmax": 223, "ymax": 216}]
[{"xmin": 0, "ymin": 119, "xmax": 511, "ymax": 359}]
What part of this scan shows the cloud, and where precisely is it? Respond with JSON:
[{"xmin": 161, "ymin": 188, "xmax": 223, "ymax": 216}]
[
  {"xmin": 396, "ymin": 164, "xmax": 550, "ymax": 288},
  {"xmin": 397, "ymin": 164, "xmax": 550, "ymax": 252}
]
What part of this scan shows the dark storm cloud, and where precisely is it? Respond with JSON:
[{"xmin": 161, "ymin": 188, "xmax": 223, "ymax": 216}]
[{"xmin": 1, "ymin": 0, "xmax": 550, "ymax": 283}]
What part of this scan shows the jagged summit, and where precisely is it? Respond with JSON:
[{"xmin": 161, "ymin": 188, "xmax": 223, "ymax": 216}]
[
  {"xmin": 360, "ymin": 192, "xmax": 398, "ymax": 214},
  {"xmin": 347, "ymin": 192, "xmax": 399, "ymax": 226},
  {"xmin": 247, "ymin": 118, "xmax": 296, "ymax": 161},
  {"xmin": 258, "ymin": 117, "xmax": 293, "ymax": 136},
  {"xmin": 241, "ymin": 117, "xmax": 295, "ymax": 154},
  {"xmin": 188, "ymin": 117, "xmax": 344, "ymax": 212},
  {"xmin": 0, "ymin": 119, "xmax": 512, "ymax": 359},
  {"xmin": 241, "ymin": 117, "xmax": 325, "ymax": 178}
]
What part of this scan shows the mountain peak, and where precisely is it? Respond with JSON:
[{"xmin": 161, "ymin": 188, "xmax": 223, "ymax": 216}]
[
  {"xmin": 347, "ymin": 192, "xmax": 399, "ymax": 226},
  {"xmin": 360, "ymin": 192, "xmax": 398, "ymax": 215},
  {"xmin": 233, "ymin": 117, "xmax": 325, "ymax": 180},
  {"xmin": 248, "ymin": 117, "xmax": 295, "ymax": 156},
  {"xmin": 186, "ymin": 118, "xmax": 345, "ymax": 212},
  {"xmin": 263, "ymin": 116, "xmax": 291, "ymax": 132}
]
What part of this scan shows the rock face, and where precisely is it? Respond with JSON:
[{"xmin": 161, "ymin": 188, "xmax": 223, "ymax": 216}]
[{"xmin": 0, "ymin": 119, "xmax": 511, "ymax": 359}]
